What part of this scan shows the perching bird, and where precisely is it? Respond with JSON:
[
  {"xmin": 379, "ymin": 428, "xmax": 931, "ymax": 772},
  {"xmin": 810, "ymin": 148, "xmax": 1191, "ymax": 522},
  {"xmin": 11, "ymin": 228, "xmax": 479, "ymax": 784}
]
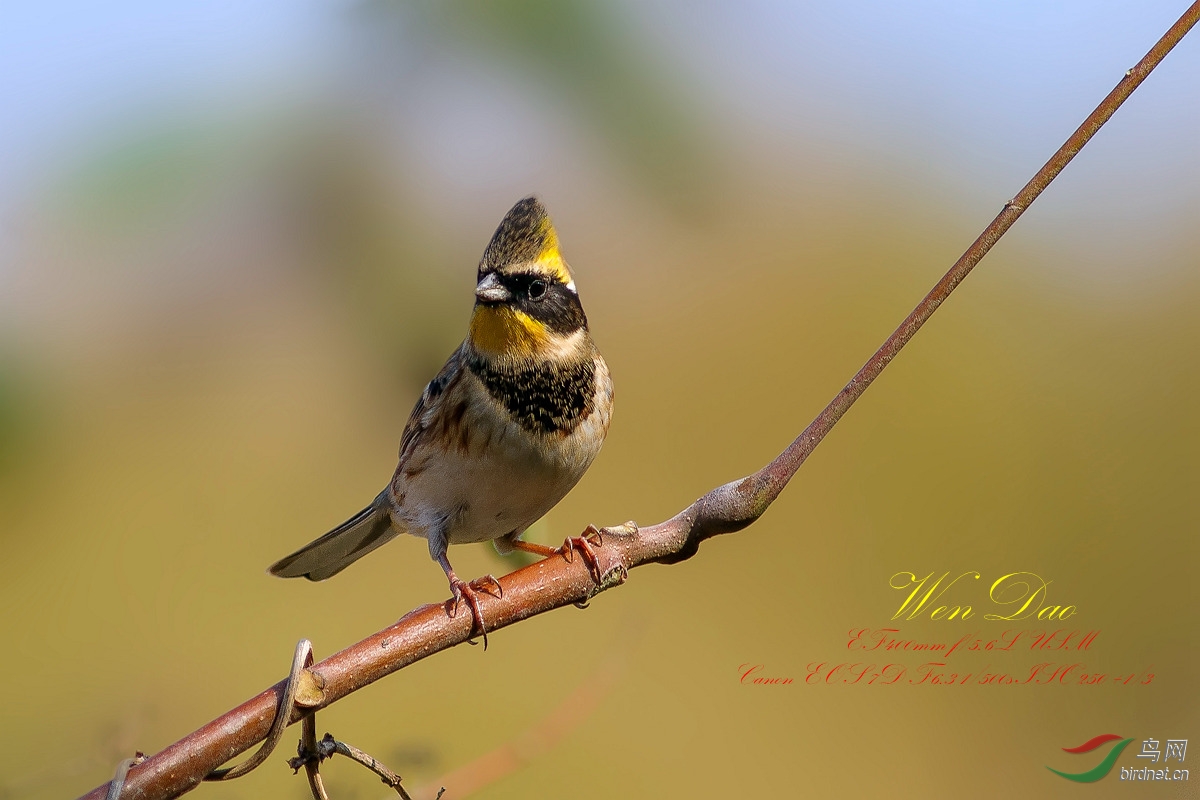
[{"xmin": 269, "ymin": 197, "xmax": 618, "ymax": 638}]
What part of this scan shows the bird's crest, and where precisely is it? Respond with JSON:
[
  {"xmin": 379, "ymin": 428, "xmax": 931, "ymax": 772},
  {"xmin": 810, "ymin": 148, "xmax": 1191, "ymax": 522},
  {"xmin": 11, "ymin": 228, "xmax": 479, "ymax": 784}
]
[{"xmin": 478, "ymin": 197, "xmax": 573, "ymax": 286}]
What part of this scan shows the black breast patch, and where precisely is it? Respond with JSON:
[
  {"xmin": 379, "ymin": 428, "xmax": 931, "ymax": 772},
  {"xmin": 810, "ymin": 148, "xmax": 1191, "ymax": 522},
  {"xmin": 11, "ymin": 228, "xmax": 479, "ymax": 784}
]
[{"xmin": 468, "ymin": 357, "xmax": 596, "ymax": 435}]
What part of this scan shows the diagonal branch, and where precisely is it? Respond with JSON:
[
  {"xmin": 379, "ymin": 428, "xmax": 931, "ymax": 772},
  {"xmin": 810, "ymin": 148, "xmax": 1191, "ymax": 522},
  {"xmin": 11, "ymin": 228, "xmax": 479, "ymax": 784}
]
[{"xmin": 79, "ymin": 4, "xmax": 1200, "ymax": 799}]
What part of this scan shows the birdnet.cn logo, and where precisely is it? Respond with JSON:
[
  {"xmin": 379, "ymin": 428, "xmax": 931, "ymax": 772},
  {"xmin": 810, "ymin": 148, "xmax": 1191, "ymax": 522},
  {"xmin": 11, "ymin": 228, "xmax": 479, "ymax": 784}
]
[{"xmin": 1047, "ymin": 734, "xmax": 1188, "ymax": 783}]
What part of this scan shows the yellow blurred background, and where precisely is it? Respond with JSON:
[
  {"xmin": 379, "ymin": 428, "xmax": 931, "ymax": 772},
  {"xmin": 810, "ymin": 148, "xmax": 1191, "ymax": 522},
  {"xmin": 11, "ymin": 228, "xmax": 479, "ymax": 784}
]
[{"xmin": 0, "ymin": 2, "xmax": 1195, "ymax": 798}]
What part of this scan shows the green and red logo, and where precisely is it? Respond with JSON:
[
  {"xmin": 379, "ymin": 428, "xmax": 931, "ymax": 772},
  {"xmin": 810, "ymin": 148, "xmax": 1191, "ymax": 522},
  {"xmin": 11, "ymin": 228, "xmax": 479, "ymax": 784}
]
[{"xmin": 1047, "ymin": 734, "xmax": 1134, "ymax": 782}]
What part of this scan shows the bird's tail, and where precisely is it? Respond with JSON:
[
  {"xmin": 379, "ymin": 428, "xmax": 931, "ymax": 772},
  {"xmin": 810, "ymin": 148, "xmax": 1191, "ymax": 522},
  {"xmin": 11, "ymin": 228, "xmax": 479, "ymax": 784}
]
[{"xmin": 268, "ymin": 493, "xmax": 399, "ymax": 581}]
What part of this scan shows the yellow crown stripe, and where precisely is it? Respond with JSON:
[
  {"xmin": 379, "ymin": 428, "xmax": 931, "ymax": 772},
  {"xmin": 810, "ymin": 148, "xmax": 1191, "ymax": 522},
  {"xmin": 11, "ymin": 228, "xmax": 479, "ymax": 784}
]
[
  {"xmin": 534, "ymin": 223, "xmax": 573, "ymax": 285},
  {"xmin": 536, "ymin": 252, "xmax": 573, "ymax": 285}
]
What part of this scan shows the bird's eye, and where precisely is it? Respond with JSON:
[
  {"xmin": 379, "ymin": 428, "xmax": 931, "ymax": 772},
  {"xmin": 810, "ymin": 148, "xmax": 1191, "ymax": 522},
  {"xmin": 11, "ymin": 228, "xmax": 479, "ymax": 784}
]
[{"xmin": 528, "ymin": 279, "xmax": 548, "ymax": 301}]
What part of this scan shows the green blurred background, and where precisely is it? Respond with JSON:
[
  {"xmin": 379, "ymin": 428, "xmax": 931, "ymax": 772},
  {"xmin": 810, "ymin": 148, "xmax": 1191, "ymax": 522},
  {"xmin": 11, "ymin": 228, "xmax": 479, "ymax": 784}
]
[{"xmin": 1, "ymin": 2, "xmax": 1196, "ymax": 798}]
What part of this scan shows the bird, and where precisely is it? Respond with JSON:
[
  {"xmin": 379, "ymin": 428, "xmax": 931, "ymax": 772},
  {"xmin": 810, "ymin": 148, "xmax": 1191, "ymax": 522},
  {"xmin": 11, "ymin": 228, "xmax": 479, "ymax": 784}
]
[{"xmin": 269, "ymin": 196, "xmax": 622, "ymax": 641}]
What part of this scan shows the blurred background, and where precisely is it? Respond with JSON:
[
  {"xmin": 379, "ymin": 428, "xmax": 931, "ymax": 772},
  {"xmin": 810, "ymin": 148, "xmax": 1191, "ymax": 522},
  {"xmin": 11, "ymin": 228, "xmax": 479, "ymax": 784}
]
[{"xmin": 1, "ymin": 2, "xmax": 1196, "ymax": 798}]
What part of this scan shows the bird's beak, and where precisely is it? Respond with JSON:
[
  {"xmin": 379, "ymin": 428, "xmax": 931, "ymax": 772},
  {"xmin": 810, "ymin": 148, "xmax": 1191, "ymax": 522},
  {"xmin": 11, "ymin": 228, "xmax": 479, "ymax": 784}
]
[{"xmin": 475, "ymin": 272, "xmax": 512, "ymax": 304}]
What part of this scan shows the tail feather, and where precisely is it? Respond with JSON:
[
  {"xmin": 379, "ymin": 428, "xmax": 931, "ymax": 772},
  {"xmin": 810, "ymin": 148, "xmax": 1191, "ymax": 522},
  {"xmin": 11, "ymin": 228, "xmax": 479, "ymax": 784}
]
[{"xmin": 269, "ymin": 494, "xmax": 400, "ymax": 581}]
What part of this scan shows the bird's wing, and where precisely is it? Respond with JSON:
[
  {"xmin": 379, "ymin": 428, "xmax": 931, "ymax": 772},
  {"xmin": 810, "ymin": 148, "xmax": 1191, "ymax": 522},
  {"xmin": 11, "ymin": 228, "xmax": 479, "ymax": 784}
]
[{"xmin": 396, "ymin": 343, "xmax": 469, "ymax": 468}]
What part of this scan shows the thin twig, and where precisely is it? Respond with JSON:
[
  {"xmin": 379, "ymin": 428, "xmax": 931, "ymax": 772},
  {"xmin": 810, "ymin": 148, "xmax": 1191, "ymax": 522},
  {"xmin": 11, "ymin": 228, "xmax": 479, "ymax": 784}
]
[
  {"xmin": 326, "ymin": 737, "xmax": 412, "ymax": 799},
  {"xmin": 78, "ymin": 5, "xmax": 1200, "ymax": 800},
  {"xmin": 290, "ymin": 734, "xmax": 413, "ymax": 800},
  {"xmin": 297, "ymin": 708, "xmax": 330, "ymax": 800}
]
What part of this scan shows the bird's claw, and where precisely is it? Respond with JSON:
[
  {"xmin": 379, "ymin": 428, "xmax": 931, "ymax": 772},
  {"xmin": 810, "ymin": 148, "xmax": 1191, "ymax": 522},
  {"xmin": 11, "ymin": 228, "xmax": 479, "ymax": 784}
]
[
  {"xmin": 445, "ymin": 574, "xmax": 501, "ymax": 650},
  {"xmin": 559, "ymin": 521, "xmax": 638, "ymax": 586},
  {"xmin": 560, "ymin": 530, "xmax": 602, "ymax": 585},
  {"xmin": 472, "ymin": 573, "xmax": 504, "ymax": 600}
]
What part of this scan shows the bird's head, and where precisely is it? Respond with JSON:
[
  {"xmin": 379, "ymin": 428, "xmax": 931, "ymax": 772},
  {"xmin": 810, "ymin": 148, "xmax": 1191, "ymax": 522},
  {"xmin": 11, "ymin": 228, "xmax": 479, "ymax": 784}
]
[{"xmin": 468, "ymin": 197, "xmax": 589, "ymax": 365}]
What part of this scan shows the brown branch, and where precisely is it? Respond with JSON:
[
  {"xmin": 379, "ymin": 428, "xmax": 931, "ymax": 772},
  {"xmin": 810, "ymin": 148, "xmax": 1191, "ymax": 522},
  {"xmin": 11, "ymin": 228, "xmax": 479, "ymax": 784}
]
[{"xmin": 79, "ymin": 5, "xmax": 1200, "ymax": 800}]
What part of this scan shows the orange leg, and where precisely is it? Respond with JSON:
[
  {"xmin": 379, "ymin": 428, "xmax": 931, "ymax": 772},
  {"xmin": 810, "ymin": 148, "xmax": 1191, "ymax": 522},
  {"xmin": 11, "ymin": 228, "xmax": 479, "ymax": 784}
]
[{"xmin": 505, "ymin": 522, "xmax": 638, "ymax": 585}]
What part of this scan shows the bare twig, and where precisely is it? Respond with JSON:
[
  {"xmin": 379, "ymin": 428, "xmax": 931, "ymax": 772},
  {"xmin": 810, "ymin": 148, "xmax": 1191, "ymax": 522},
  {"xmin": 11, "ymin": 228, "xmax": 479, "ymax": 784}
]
[
  {"xmin": 78, "ymin": 5, "xmax": 1200, "ymax": 800},
  {"xmin": 290, "ymin": 733, "xmax": 413, "ymax": 800},
  {"xmin": 297, "ymin": 704, "xmax": 330, "ymax": 800}
]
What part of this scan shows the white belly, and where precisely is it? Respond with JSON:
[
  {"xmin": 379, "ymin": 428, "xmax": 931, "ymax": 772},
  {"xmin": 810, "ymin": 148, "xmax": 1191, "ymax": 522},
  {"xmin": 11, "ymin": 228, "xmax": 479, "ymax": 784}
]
[{"xmin": 391, "ymin": 378, "xmax": 609, "ymax": 545}]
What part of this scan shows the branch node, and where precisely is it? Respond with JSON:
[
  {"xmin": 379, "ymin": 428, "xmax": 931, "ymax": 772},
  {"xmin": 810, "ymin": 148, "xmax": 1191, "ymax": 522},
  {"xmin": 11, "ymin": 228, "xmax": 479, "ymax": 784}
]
[
  {"xmin": 291, "ymin": 732, "xmax": 413, "ymax": 800},
  {"xmin": 104, "ymin": 753, "xmax": 146, "ymax": 800},
  {"xmin": 294, "ymin": 669, "xmax": 327, "ymax": 708}
]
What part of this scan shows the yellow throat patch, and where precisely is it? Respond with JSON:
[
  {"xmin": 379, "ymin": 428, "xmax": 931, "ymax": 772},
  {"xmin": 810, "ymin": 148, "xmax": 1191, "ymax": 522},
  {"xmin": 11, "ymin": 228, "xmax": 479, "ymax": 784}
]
[{"xmin": 469, "ymin": 304, "xmax": 551, "ymax": 359}]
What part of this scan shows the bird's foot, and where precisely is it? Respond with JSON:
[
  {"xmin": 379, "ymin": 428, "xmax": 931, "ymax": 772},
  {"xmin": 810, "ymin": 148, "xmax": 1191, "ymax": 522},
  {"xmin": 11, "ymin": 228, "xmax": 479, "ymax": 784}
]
[
  {"xmin": 504, "ymin": 521, "xmax": 637, "ymax": 586},
  {"xmin": 445, "ymin": 573, "xmax": 502, "ymax": 649},
  {"xmin": 560, "ymin": 521, "xmax": 636, "ymax": 584},
  {"xmin": 560, "ymin": 527, "xmax": 604, "ymax": 585}
]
